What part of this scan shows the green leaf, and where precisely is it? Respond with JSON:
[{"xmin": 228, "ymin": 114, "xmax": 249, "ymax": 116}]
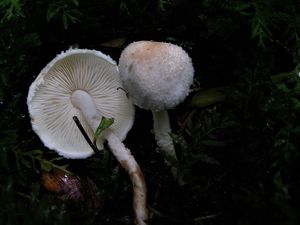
[
  {"xmin": 291, "ymin": 98, "xmax": 300, "ymax": 110},
  {"xmin": 71, "ymin": 0, "xmax": 79, "ymax": 7},
  {"xmin": 158, "ymin": 0, "xmax": 170, "ymax": 11},
  {"xmin": 46, "ymin": 5, "xmax": 61, "ymax": 22},
  {"xmin": 40, "ymin": 162, "xmax": 52, "ymax": 172},
  {"xmin": 62, "ymin": 12, "xmax": 69, "ymax": 29},
  {"xmin": 60, "ymin": 165, "xmax": 69, "ymax": 171},
  {"xmin": 50, "ymin": 156, "xmax": 64, "ymax": 162},
  {"xmin": 270, "ymin": 71, "xmax": 297, "ymax": 83},
  {"xmin": 188, "ymin": 87, "xmax": 227, "ymax": 108},
  {"xmin": 93, "ymin": 117, "xmax": 114, "ymax": 143},
  {"xmin": 27, "ymin": 149, "xmax": 43, "ymax": 157},
  {"xmin": 276, "ymin": 83, "xmax": 290, "ymax": 93}
]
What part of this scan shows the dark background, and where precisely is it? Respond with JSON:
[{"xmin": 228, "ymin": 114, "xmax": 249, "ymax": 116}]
[{"xmin": 0, "ymin": 0, "xmax": 300, "ymax": 225}]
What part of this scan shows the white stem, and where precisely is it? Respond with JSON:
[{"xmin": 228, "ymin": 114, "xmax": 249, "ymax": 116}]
[
  {"xmin": 107, "ymin": 133, "xmax": 148, "ymax": 225},
  {"xmin": 152, "ymin": 110, "xmax": 177, "ymax": 161},
  {"xmin": 71, "ymin": 90, "xmax": 101, "ymax": 131},
  {"xmin": 71, "ymin": 90, "xmax": 148, "ymax": 224},
  {"xmin": 152, "ymin": 110, "xmax": 186, "ymax": 185}
]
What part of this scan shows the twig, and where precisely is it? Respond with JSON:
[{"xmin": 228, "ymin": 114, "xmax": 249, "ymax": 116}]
[{"xmin": 72, "ymin": 116, "xmax": 99, "ymax": 153}]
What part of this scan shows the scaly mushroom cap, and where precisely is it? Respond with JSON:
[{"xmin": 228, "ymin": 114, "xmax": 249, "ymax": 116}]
[
  {"xmin": 119, "ymin": 41, "xmax": 194, "ymax": 111},
  {"xmin": 27, "ymin": 49, "xmax": 134, "ymax": 159}
]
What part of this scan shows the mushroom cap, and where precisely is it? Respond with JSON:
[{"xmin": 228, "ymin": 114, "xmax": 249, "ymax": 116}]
[
  {"xmin": 118, "ymin": 41, "xmax": 194, "ymax": 111},
  {"xmin": 27, "ymin": 49, "xmax": 134, "ymax": 159}
]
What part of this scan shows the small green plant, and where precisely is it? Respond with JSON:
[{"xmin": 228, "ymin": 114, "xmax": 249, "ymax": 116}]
[
  {"xmin": 157, "ymin": 0, "xmax": 170, "ymax": 11},
  {"xmin": 93, "ymin": 117, "xmax": 114, "ymax": 144},
  {"xmin": 0, "ymin": 0, "xmax": 24, "ymax": 21},
  {"xmin": 46, "ymin": 0, "xmax": 81, "ymax": 29},
  {"xmin": 14, "ymin": 149, "xmax": 69, "ymax": 173}
]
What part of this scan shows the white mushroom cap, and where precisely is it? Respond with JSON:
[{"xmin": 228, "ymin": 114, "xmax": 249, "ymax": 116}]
[
  {"xmin": 27, "ymin": 49, "xmax": 134, "ymax": 159},
  {"xmin": 118, "ymin": 41, "xmax": 194, "ymax": 111}
]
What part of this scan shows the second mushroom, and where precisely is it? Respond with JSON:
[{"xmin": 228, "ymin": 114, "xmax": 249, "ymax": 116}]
[{"xmin": 119, "ymin": 41, "xmax": 194, "ymax": 181}]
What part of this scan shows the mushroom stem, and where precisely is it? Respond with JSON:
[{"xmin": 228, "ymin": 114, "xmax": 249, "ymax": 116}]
[
  {"xmin": 152, "ymin": 110, "xmax": 181, "ymax": 182},
  {"xmin": 71, "ymin": 89, "xmax": 147, "ymax": 224},
  {"xmin": 71, "ymin": 90, "xmax": 102, "ymax": 131},
  {"xmin": 106, "ymin": 133, "xmax": 148, "ymax": 225},
  {"xmin": 152, "ymin": 110, "xmax": 177, "ymax": 161}
]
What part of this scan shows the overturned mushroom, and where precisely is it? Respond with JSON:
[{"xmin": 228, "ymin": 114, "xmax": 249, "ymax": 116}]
[
  {"xmin": 119, "ymin": 41, "xmax": 194, "ymax": 181},
  {"xmin": 27, "ymin": 49, "xmax": 148, "ymax": 225}
]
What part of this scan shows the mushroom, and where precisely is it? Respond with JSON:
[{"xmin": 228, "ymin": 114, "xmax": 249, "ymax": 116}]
[
  {"xmin": 27, "ymin": 49, "xmax": 148, "ymax": 225},
  {"xmin": 119, "ymin": 41, "xmax": 194, "ymax": 180}
]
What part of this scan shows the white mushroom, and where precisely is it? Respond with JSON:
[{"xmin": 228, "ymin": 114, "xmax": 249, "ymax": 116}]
[
  {"xmin": 27, "ymin": 49, "xmax": 148, "ymax": 225},
  {"xmin": 119, "ymin": 41, "xmax": 194, "ymax": 180}
]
